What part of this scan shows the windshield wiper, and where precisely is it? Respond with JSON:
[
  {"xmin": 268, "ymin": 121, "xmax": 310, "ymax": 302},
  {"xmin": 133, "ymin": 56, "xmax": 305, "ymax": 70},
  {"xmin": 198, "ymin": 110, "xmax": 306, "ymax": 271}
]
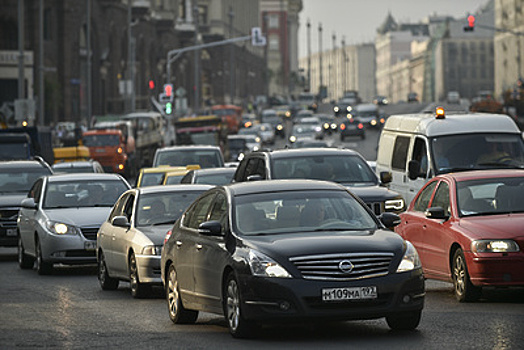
[
  {"xmin": 153, "ymin": 220, "xmax": 176, "ymax": 226},
  {"xmin": 476, "ymin": 162, "xmax": 523, "ymax": 168}
]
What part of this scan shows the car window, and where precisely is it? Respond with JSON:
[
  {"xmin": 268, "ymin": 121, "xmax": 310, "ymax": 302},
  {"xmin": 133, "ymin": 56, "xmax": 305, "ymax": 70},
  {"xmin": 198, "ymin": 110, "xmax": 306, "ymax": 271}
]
[
  {"xmin": 207, "ymin": 193, "xmax": 228, "ymax": 229},
  {"xmin": 122, "ymin": 194, "xmax": 135, "ymax": 222},
  {"xmin": 431, "ymin": 181, "xmax": 450, "ymax": 215},
  {"xmin": 0, "ymin": 167, "xmax": 51, "ymax": 194},
  {"xmin": 413, "ymin": 181, "xmax": 438, "ymax": 212},
  {"xmin": 108, "ymin": 193, "xmax": 129, "ymax": 221},
  {"xmin": 391, "ymin": 136, "xmax": 410, "ymax": 171},
  {"xmin": 186, "ymin": 193, "xmax": 216, "ymax": 229},
  {"xmin": 28, "ymin": 179, "xmax": 44, "ymax": 203}
]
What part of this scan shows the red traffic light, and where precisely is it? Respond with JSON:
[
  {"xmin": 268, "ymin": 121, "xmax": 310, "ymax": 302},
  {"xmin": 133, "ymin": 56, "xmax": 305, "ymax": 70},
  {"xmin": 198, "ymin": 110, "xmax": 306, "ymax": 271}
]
[
  {"xmin": 164, "ymin": 84, "xmax": 173, "ymax": 97},
  {"xmin": 467, "ymin": 15, "xmax": 475, "ymax": 28},
  {"xmin": 148, "ymin": 80, "xmax": 155, "ymax": 90}
]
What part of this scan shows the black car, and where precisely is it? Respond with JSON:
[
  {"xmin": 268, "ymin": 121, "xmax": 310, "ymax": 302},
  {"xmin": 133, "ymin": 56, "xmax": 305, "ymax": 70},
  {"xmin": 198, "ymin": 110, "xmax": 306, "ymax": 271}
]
[
  {"xmin": 180, "ymin": 167, "xmax": 236, "ymax": 186},
  {"xmin": 232, "ymin": 148, "xmax": 405, "ymax": 214},
  {"xmin": 339, "ymin": 117, "xmax": 366, "ymax": 140},
  {"xmin": 161, "ymin": 180, "xmax": 425, "ymax": 338},
  {"xmin": 0, "ymin": 159, "xmax": 53, "ymax": 246}
]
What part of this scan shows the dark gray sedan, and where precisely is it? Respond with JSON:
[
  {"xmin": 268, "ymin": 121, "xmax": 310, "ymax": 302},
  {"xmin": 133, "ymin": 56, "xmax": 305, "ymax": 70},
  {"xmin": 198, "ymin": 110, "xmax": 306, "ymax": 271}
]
[{"xmin": 97, "ymin": 184, "xmax": 212, "ymax": 298}]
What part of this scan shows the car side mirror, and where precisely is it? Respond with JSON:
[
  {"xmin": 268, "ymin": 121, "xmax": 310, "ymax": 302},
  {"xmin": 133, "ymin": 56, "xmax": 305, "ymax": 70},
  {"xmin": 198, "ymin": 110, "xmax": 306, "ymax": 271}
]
[
  {"xmin": 378, "ymin": 212, "xmax": 401, "ymax": 229},
  {"xmin": 198, "ymin": 220, "xmax": 223, "ymax": 236},
  {"xmin": 21, "ymin": 198, "xmax": 37, "ymax": 209},
  {"xmin": 380, "ymin": 171, "xmax": 392, "ymax": 184},
  {"xmin": 425, "ymin": 207, "xmax": 449, "ymax": 220},
  {"xmin": 407, "ymin": 160, "xmax": 421, "ymax": 180},
  {"xmin": 112, "ymin": 216, "xmax": 130, "ymax": 228}
]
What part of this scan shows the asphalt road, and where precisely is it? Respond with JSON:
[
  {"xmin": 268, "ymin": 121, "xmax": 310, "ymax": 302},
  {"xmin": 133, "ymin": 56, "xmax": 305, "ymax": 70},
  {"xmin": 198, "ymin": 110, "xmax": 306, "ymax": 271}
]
[{"xmin": 1, "ymin": 247, "xmax": 523, "ymax": 349}]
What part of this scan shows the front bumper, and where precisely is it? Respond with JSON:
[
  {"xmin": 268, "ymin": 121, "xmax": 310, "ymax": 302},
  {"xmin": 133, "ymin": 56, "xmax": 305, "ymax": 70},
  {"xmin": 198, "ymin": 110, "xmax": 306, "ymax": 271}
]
[
  {"xmin": 237, "ymin": 269, "xmax": 424, "ymax": 322},
  {"xmin": 39, "ymin": 231, "xmax": 97, "ymax": 265},
  {"xmin": 467, "ymin": 252, "xmax": 524, "ymax": 287},
  {"xmin": 135, "ymin": 254, "xmax": 162, "ymax": 284}
]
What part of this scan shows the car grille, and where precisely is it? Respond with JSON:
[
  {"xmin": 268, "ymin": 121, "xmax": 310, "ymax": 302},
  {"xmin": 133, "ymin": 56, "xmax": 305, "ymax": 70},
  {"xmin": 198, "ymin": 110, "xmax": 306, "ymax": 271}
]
[
  {"xmin": 289, "ymin": 252, "xmax": 394, "ymax": 281},
  {"xmin": 80, "ymin": 227, "xmax": 100, "ymax": 241},
  {"xmin": 366, "ymin": 202, "xmax": 384, "ymax": 215},
  {"xmin": 0, "ymin": 208, "xmax": 20, "ymax": 222}
]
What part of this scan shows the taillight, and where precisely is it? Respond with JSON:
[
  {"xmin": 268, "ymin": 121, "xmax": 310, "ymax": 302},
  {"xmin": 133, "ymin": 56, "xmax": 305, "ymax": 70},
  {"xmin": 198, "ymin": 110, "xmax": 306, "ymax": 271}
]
[
  {"xmin": 339, "ymin": 123, "xmax": 346, "ymax": 130},
  {"xmin": 164, "ymin": 230, "xmax": 172, "ymax": 245},
  {"xmin": 358, "ymin": 123, "xmax": 364, "ymax": 129}
]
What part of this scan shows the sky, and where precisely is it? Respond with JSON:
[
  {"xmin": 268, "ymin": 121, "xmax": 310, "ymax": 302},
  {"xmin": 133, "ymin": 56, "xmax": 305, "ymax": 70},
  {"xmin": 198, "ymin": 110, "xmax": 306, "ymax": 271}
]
[{"xmin": 298, "ymin": 0, "xmax": 490, "ymax": 58}]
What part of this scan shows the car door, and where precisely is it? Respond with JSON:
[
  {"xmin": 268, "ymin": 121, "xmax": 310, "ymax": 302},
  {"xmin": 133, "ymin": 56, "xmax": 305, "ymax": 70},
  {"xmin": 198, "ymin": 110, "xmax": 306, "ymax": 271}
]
[
  {"xmin": 174, "ymin": 193, "xmax": 216, "ymax": 307},
  {"xmin": 111, "ymin": 193, "xmax": 136, "ymax": 278},
  {"xmin": 397, "ymin": 180, "xmax": 438, "ymax": 270},
  {"xmin": 422, "ymin": 180, "xmax": 453, "ymax": 278},
  {"xmin": 18, "ymin": 179, "xmax": 44, "ymax": 257},
  {"xmin": 193, "ymin": 191, "xmax": 229, "ymax": 311},
  {"xmin": 388, "ymin": 135, "xmax": 412, "ymax": 203},
  {"xmin": 99, "ymin": 193, "xmax": 129, "ymax": 275}
]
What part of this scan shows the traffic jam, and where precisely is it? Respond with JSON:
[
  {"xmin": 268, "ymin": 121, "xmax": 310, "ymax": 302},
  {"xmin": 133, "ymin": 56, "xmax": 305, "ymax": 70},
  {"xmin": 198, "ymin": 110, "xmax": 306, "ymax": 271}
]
[{"xmin": 1, "ymin": 0, "xmax": 523, "ymax": 345}]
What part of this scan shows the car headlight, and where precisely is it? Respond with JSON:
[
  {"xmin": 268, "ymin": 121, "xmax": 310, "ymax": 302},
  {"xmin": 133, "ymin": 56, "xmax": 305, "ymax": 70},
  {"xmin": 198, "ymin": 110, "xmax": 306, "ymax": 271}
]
[
  {"xmin": 334, "ymin": 106, "xmax": 340, "ymax": 113},
  {"xmin": 471, "ymin": 240, "xmax": 520, "ymax": 253},
  {"xmin": 248, "ymin": 249, "xmax": 292, "ymax": 278},
  {"xmin": 396, "ymin": 241, "xmax": 421, "ymax": 273},
  {"xmin": 142, "ymin": 245, "xmax": 163, "ymax": 256},
  {"xmin": 277, "ymin": 124, "xmax": 283, "ymax": 131},
  {"xmin": 346, "ymin": 106, "xmax": 352, "ymax": 112},
  {"xmin": 289, "ymin": 135, "xmax": 296, "ymax": 143},
  {"xmin": 385, "ymin": 198, "xmax": 405, "ymax": 211},
  {"xmin": 45, "ymin": 220, "xmax": 79, "ymax": 235}
]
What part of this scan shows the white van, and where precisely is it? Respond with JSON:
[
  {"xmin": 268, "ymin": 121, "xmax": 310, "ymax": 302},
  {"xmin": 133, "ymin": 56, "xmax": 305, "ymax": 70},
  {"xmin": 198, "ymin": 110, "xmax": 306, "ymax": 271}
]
[{"xmin": 376, "ymin": 108, "xmax": 524, "ymax": 206}]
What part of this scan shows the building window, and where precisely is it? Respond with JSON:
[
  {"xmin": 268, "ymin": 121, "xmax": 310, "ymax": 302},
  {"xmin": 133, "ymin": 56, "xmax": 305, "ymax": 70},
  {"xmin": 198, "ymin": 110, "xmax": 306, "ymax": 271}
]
[
  {"xmin": 268, "ymin": 14, "xmax": 279, "ymax": 29},
  {"xmin": 44, "ymin": 8, "xmax": 52, "ymax": 40},
  {"xmin": 269, "ymin": 35, "xmax": 279, "ymax": 50}
]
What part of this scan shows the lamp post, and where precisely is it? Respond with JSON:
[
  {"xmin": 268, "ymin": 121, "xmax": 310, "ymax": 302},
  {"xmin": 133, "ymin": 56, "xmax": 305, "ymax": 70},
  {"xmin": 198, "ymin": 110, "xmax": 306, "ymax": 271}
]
[
  {"xmin": 229, "ymin": 6, "xmax": 234, "ymax": 104},
  {"xmin": 193, "ymin": 4, "xmax": 200, "ymax": 112},
  {"xmin": 306, "ymin": 19, "xmax": 311, "ymax": 92},
  {"xmin": 318, "ymin": 23, "xmax": 323, "ymax": 100}
]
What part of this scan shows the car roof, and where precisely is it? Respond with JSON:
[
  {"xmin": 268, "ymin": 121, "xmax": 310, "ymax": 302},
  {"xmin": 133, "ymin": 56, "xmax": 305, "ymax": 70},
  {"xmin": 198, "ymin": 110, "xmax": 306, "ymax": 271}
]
[
  {"xmin": 46, "ymin": 173, "xmax": 127, "ymax": 182},
  {"xmin": 225, "ymin": 179, "xmax": 347, "ymax": 196},
  {"xmin": 192, "ymin": 167, "xmax": 236, "ymax": 175},
  {"xmin": 251, "ymin": 147, "xmax": 359, "ymax": 159},
  {"xmin": 140, "ymin": 165, "xmax": 200, "ymax": 174},
  {"xmin": 436, "ymin": 169, "xmax": 524, "ymax": 182},
  {"xmin": 136, "ymin": 184, "xmax": 214, "ymax": 195},
  {"xmin": 0, "ymin": 160, "xmax": 51, "ymax": 169},
  {"xmin": 52, "ymin": 161, "xmax": 97, "ymax": 168},
  {"xmin": 156, "ymin": 145, "xmax": 221, "ymax": 152}
]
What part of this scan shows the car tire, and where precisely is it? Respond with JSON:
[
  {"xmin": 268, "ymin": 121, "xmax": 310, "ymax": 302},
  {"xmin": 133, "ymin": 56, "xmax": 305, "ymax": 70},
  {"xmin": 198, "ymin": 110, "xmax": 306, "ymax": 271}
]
[
  {"xmin": 35, "ymin": 237, "xmax": 53, "ymax": 275},
  {"xmin": 98, "ymin": 251, "xmax": 119, "ymax": 290},
  {"xmin": 386, "ymin": 310, "xmax": 422, "ymax": 330},
  {"xmin": 129, "ymin": 252, "xmax": 151, "ymax": 298},
  {"xmin": 361, "ymin": 133, "xmax": 366, "ymax": 140},
  {"xmin": 18, "ymin": 235, "xmax": 34, "ymax": 269},
  {"xmin": 224, "ymin": 272, "xmax": 257, "ymax": 338},
  {"xmin": 452, "ymin": 248, "xmax": 482, "ymax": 302},
  {"xmin": 166, "ymin": 264, "xmax": 198, "ymax": 324}
]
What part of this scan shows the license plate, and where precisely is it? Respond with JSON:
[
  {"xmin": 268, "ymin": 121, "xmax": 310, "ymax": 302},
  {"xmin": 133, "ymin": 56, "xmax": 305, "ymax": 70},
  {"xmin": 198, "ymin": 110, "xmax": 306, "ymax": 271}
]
[
  {"xmin": 322, "ymin": 286, "xmax": 377, "ymax": 302},
  {"xmin": 84, "ymin": 241, "xmax": 97, "ymax": 251},
  {"xmin": 95, "ymin": 149, "xmax": 105, "ymax": 153},
  {"xmin": 6, "ymin": 228, "xmax": 17, "ymax": 236}
]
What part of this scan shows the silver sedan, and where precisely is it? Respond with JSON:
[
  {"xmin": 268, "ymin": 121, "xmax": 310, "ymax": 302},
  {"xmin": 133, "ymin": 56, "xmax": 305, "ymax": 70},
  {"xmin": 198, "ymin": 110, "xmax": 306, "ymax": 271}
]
[{"xmin": 96, "ymin": 184, "xmax": 213, "ymax": 298}]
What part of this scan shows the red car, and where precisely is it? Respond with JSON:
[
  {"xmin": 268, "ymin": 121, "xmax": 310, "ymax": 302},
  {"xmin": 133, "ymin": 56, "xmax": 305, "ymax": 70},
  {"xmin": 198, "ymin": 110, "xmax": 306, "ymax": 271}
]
[{"xmin": 395, "ymin": 169, "xmax": 524, "ymax": 302}]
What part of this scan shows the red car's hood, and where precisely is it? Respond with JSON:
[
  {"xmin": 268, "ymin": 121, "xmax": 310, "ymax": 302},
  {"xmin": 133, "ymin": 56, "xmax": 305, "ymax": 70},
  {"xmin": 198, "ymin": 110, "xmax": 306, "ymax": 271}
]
[{"xmin": 459, "ymin": 213, "xmax": 524, "ymax": 240}]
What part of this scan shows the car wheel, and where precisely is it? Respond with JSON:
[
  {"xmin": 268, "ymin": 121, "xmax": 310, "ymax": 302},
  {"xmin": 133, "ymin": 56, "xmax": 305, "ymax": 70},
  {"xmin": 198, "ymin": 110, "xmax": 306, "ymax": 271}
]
[
  {"xmin": 35, "ymin": 238, "xmax": 53, "ymax": 275},
  {"xmin": 98, "ymin": 251, "xmax": 119, "ymax": 290},
  {"xmin": 166, "ymin": 264, "xmax": 198, "ymax": 324},
  {"xmin": 386, "ymin": 310, "xmax": 421, "ymax": 330},
  {"xmin": 129, "ymin": 252, "xmax": 151, "ymax": 298},
  {"xmin": 452, "ymin": 248, "xmax": 481, "ymax": 302},
  {"xmin": 18, "ymin": 235, "xmax": 34, "ymax": 269},
  {"xmin": 224, "ymin": 272, "xmax": 257, "ymax": 338},
  {"xmin": 361, "ymin": 133, "xmax": 366, "ymax": 140}
]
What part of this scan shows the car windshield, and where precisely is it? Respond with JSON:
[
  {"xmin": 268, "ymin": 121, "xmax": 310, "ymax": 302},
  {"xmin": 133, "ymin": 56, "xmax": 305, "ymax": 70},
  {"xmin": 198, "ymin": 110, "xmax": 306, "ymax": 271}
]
[
  {"xmin": 234, "ymin": 190, "xmax": 377, "ymax": 236},
  {"xmin": 52, "ymin": 165, "xmax": 94, "ymax": 173},
  {"xmin": 136, "ymin": 191, "xmax": 204, "ymax": 227},
  {"xmin": 140, "ymin": 172, "xmax": 165, "ymax": 187},
  {"xmin": 83, "ymin": 134, "xmax": 120, "ymax": 147},
  {"xmin": 195, "ymin": 172, "xmax": 234, "ymax": 185},
  {"xmin": 271, "ymin": 154, "xmax": 378, "ymax": 185},
  {"xmin": 431, "ymin": 133, "xmax": 524, "ymax": 174},
  {"xmin": 155, "ymin": 150, "xmax": 222, "ymax": 168},
  {"xmin": 43, "ymin": 180, "xmax": 128, "ymax": 209},
  {"xmin": 0, "ymin": 168, "xmax": 51, "ymax": 193},
  {"xmin": 457, "ymin": 177, "xmax": 524, "ymax": 216}
]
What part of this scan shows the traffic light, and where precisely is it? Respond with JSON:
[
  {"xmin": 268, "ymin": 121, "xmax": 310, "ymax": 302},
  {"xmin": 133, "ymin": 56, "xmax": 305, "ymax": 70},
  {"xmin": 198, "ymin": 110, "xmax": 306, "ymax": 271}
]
[
  {"xmin": 165, "ymin": 102, "xmax": 173, "ymax": 115},
  {"xmin": 148, "ymin": 80, "xmax": 155, "ymax": 90},
  {"xmin": 164, "ymin": 84, "xmax": 173, "ymax": 98},
  {"xmin": 464, "ymin": 15, "xmax": 475, "ymax": 32}
]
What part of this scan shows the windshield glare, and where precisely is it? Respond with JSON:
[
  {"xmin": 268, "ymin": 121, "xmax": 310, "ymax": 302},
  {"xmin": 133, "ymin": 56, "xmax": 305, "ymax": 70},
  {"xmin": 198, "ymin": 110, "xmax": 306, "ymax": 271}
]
[
  {"xmin": 43, "ymin": 180, "xmax": 128, "ymax": 208},
  {"xmin": 271, "ymin": 155, "xmax": 378, "ymax": 184},
  {"xmin": 432, "ymin": 134, "xmax": 524, "ymax": 173},
  {"xmin": 457, "ymin": 177, "xmax": 524, "ymax": 216},
  {"xmin": 234, "ymin": 190, "xmax": 377, "ymax": 236},
  {"xmin": 136, "ymin": 191, "xmax": 203, "ymax": 227}
]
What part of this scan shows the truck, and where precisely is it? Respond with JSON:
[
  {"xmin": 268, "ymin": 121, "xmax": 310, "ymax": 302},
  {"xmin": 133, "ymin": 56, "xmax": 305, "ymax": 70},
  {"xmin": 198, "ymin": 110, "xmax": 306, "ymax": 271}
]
[
  {"xmin": 82, "ymin": 129, "xmax": 130, "ymax": 177},
  {"xmin": 174, "ymin": 114, "xmax": 229, "ymax": 160},
  {"xmin": 0, "ymin": 126, "xmax": 55, "ymax": 165},
  {"xmin": 210, "ymin": 105, "xmax": 242, "ymax": 134}
]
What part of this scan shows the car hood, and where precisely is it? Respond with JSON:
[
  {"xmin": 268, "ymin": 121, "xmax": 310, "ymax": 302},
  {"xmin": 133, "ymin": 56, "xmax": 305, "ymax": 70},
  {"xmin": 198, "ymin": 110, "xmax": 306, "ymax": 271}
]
[
  {"xmin": 244, "ymin": 229, "xmax": 405, "ymax": 259},
  {"xmin": 0, "ymin": 193, "xmax": 27, "ymax": 207},
  {"xmin": 459, "ymin": 214, "xmax": 524, "ymax": 240},
  {"xmin": 137, "ymin": 225, "xmax": 173, "ymax": 245},
  {"xmin": 343, "ymin": 185, "xmax": 400, "ymax": 202},
  {"xmin": 45, "ymin": 207, "xmax": 112, "ymax": 227}
]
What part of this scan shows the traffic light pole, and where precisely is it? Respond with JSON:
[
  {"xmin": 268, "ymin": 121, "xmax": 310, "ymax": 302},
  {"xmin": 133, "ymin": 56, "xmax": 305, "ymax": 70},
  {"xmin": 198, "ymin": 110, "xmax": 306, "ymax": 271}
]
[{"xmin": 165, "ymin": 35, "xmax": 252, "ymax": 87}]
